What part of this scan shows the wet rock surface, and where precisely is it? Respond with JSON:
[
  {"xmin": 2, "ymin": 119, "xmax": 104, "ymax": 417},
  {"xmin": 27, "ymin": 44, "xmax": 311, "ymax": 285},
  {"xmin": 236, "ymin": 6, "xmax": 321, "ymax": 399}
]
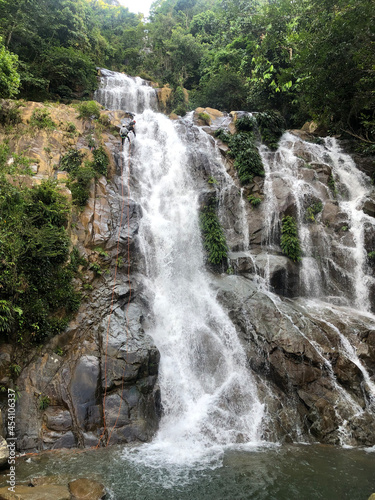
[{"xmin": 212, "ymin": 274, "xmax": 375, "ymax": 445}]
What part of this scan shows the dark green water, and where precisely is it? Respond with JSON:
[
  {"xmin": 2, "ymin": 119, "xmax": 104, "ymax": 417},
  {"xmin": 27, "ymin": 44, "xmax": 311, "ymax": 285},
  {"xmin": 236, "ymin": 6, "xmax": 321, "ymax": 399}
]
[{"xmin": 2, "ymin": 444, "xmax": 374, "ymax": 499}]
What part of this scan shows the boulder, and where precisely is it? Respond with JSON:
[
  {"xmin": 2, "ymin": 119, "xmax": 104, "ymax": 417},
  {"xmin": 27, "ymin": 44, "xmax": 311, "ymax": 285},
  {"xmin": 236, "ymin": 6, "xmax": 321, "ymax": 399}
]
[
  {"xmin": 68, "ymin": 478, "xmax": 106, "ymax": 500},
  {"xmin": 0, "ymin": 485, "xmax": 70, "ymax": 499}
]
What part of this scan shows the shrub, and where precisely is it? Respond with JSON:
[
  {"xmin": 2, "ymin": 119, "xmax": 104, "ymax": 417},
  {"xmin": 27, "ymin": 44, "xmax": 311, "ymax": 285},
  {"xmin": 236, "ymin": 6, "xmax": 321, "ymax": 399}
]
[
  {"xmin": 280, "ymin": 215, "xmax": 302, "ymax": 262},
  {"xmin": 235, "ymin": 115, "xmax": 257, "ymax": 132},
  {"xmin": 256, "ymin": 111, "xmax": 285, "ymax": 150},
  {"xmin": 77, "ymin": 101, "xmax": 101, "ymax": 120},
  {"xmin": 60, "ymin": 149, "xmax": 85, "ymax": 174},
  {"xmin": 30, "ymin": 108, "xmax": 56, "ymax": 129},
  {"xmin": 228, "ymin": 132, "xmax": 264, "ymax": 184},
  {"xmin": 200, "ymin": 199, "xmax": 228, "ymax": 265},
  {"xmin": 248, "ymin": 194, "xmax": 262, "ymax": 207},
  {"xmin": 92, "ymin": 146, "xmax": 109, "ymax": 177},
  {"xmin": 213, "ymin": 128, "xmax": 231, "ymax": 143},
  {"xmin": 306, "ymin": 201, "xmax": 323, "ymax": 222},
  {"xmin": 0, "ymin": 100, "xmax": 22, "ymax": 126},
  {"xmin": 0, "ymin": 177, "xmax": 80, "ymax": 344},
  {"xmin": 67, "ymin": 166, "xmax": 95, "ymax": 206}
]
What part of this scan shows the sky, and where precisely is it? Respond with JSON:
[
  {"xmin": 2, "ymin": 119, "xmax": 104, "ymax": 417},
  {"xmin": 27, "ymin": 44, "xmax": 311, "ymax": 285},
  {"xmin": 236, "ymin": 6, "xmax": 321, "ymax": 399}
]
[{"xmin": 118, "ymin": 0, "xmax": 154, "ymax": 17}]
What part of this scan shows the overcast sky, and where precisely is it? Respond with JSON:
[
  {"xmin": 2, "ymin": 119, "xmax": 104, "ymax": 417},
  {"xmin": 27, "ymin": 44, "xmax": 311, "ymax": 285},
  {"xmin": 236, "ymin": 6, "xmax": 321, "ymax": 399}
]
[{"xmin": 118, "ymin": 0, "xmax": 154, "ymax": 17}]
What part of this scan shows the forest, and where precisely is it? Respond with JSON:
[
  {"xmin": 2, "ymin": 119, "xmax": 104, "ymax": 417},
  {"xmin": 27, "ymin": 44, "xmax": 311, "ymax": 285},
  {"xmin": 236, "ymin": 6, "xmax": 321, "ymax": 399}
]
[{"xmin": 0, "ymin": 0, "xmax": 374, "ymax": 145}]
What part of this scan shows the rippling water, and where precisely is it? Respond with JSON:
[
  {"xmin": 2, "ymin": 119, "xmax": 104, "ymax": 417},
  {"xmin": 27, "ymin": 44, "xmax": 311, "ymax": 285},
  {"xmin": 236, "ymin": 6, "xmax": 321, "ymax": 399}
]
[{"xmin": 3, "ymin": 444, "xmax": 374, "ymax": 499}]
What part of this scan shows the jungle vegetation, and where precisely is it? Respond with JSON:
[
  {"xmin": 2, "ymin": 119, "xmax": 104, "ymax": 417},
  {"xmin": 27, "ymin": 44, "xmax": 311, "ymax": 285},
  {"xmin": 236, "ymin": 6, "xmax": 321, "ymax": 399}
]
[{"xmin": 0, "ymin": 0, "xmax": 373, "ymax": 145}]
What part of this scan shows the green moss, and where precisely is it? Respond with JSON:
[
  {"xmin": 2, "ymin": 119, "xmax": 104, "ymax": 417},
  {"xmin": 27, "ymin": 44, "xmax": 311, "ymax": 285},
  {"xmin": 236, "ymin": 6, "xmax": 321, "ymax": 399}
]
[
  {"xmin": 198, "ymin": 112, "xmax": 210, "ymax": 125},
  {"xmin": 280, "ymin": 215, "xmax": 302, "ymax": 262},
  {"xmin": 200, "ymin": 199, "xmax": 228, "ymax": 265}
]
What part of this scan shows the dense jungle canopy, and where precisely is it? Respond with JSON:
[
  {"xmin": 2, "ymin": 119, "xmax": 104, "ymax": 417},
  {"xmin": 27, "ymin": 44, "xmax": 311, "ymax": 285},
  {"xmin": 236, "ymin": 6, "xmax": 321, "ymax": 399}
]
[{"xmin": 0, "ymin": 0, "xmax": 374, "ymax": 143}]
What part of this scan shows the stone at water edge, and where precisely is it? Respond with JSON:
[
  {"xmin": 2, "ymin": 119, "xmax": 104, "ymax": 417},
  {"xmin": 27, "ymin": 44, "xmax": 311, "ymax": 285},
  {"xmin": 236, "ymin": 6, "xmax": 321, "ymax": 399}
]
[
  {"xmin": 368, "ymin": 494, "xmax": 375, "ymax": 500},
  {"xmin": 0, "ymin": 438, "xmax": 9, "ymax": 468},
  {"xmin": 68, "ymin": 478, "xmax": 106, "ymax": 499},
  {"xmin": 0, "ymin": 484, "xmax": 70, "ymax": 499}
]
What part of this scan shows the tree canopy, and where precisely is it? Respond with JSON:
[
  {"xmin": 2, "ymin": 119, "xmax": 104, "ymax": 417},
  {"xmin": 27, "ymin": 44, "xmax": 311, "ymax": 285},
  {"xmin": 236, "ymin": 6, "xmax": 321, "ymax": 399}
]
[{"xmin": 0, "ymin": 0, "xmax": 374, "ymax": 142}]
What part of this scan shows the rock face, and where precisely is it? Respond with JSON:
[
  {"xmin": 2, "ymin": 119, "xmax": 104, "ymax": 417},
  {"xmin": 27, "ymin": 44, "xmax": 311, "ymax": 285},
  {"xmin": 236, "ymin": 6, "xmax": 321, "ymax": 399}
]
[
  {"xmin": 0, "ymin": 103, "xmax": 160, "ymax": 453},
  {"xmin": 14, "ymin": 153, "xmax": 161, "ymax": 451}
]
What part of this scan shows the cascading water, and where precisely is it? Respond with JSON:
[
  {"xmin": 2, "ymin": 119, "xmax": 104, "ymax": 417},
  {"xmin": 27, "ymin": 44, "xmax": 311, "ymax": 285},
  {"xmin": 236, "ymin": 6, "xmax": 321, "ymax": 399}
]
[
  {"xmin": 94, "ymin": 68, "xmax": 158, "ymax": 113},
  {"xmin": 260, "ymin": 132, "xmax": 375, "ymax": 311},
  {"xmin": 95, "ymin": 70, "xmax": 375, "ymax": 463},
  {"xmin": 96, "ymin": 72, "xmax": 265, "ymax": 468}
]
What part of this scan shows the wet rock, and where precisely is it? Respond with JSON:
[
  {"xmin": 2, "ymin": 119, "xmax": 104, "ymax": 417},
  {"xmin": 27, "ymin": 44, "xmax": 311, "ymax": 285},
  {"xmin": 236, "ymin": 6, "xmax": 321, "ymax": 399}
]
[
  {"xmin": 68, "ymin": 478, "xmax": 106, "ymax": 500},
  {"xmin": 0, "ymin": 484, "xmax": 70, "ymax": 499},
  {"xmin": 0, "ymin": 437, "xmax": 9, "ymax": 468},
  {"xmin": 363, "ymin": 199, "xmax": 375, "ymax": 218}
]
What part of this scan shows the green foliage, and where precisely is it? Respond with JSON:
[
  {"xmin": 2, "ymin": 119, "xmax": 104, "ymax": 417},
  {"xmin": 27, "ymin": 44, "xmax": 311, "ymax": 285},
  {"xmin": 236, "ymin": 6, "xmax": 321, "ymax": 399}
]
[
  {"xmin": 256, "ymin": 111, "xmax": 285, "ymax": 150},
  {"xmin": 306, "ymin": 201, "xmax": 323, "ymax": 222},
  {"xmin": 9, "ymin": 363, "xmax": 21, "ymax": 377},
  {"xmin": 0, "ymin": 178, "xmax": 80, "ymax": 344},
  {"xmin": 235, "ymin": 115, "xmax": 257, "ymax": 132},
  {"xmin": 172, "ymin": 86, "xmax": 187, "ymax": 116},
  {"xmin": 213, "ymin": 128, "xmax": 231, "ymax": 143},
  {"xmin": 67, "ymin": 166, "xmax": 95, "ymax": 207},
  {"xmin": 29, "ymin": 108, "xmax": 56, "ymax": 129},
  {"xmin": 198, "ymin": 112, "xmax": 210, "ymax": 125},
  {"xmin": 208, "ymin": 176, "xmax": 217, "ymax": 185},
  {"xmin": 0, "ymin": 300, "xmax": 13, "ymax": 334},
  {"xmin": 92, "ymin": 146, "xmax": 109, "ymax": 177},
  {"xmin": 54, "ymin": 346, "xmax": 64, "ymax": 356},
  {"xmin": 280, "ymin": 215, "xmax": 302, "ymax": 262},
  {"xmin": 248, "ymin": 194, "xmax": 262, "ymax": 207},
  {"xmin": 39, "ymin": 395, "xmax": 50, "ymax": 410},
  {"xmin": 0, "ymin": 37, "xmax": 20, "ymax": 98},
  {"xmin": 77, "ymin": 101, "xmax": 101, "ymax": 120},
  {"xmin": 89, "ymin": 262, "xmax": 102, "ymax": 275},
  {"xmin": 228, "ymin": 132, "xmax": 264, "ymax": 184},
  {"xmin": 200, "ymin": 199, "xmax": 228, "ymax": 265},
  {"xmin": 368, "ymin": 251, "xmax": 375, "ymax": 260},
  {"xmin": 60, "ymin": 149, "xmax": 85, "ymax": 175}
]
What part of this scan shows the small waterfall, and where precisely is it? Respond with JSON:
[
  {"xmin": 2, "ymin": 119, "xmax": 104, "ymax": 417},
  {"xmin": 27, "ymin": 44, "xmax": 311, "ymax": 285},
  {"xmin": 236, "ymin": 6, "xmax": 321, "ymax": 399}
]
[
  {"xmin": 94, "ymin": 68, "xmax": 158, "ymax": 113},
  {"xmin": 261, "ymin": 132, "xmax": 375, "ymax": 312}
]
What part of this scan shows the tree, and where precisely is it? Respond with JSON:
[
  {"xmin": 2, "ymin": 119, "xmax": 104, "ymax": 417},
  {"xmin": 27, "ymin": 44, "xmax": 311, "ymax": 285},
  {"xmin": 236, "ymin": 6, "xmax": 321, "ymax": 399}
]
[{"xmin": 0, "ymin": 37, "xmax": 20, "ymax": 97}]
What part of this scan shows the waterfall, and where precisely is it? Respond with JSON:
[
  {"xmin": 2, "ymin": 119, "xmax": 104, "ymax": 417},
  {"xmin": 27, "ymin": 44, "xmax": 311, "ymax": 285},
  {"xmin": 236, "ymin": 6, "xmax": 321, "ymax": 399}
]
[
  {"xmin": 94, "ymin": 69, "xmax": 158, "ymax": 113},
  {"xmin": 260, "ymin": 132, "xmax": 375, "ymax": 312},
  {"xmin": 94, "ymin": 69, "xmax": 375, "ymax": 457},
  {"xmin": 96, "ymin": 72, "xmax": 265, "ymax": 467}
]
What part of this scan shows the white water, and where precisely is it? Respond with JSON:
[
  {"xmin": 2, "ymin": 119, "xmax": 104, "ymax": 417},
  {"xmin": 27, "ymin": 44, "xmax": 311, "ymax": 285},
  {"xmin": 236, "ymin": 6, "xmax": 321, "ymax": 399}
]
[
  {"xmin": 96, "ymin": 73, "xmax": 265, "ymax": 467},
  {"xmin": 94, "ymin": 68, "xmax": 157, "ymax": 113},
  {"xmin": 261, "ymin": 132, "xmax": 375, "ymax": 312}
]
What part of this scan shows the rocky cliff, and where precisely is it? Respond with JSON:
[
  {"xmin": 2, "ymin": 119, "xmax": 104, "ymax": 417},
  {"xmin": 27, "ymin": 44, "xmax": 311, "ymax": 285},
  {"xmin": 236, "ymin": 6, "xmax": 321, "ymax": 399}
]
[
  {"xmin": 1, "ymin": 96, "xmax": 375, "ymax": 453},
  {"xmin": 0, "ymin": 102, "xmax": 160, "ymax": 452}
]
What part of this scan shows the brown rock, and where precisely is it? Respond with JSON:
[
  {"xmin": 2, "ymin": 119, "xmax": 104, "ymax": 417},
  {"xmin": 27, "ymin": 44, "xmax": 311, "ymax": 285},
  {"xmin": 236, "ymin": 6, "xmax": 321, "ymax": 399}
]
[
  {"xmin": 0, "ymin": 484, "xmax": 70, "ymax": 499},
  {"xmin": 68, "ymin": 478, "xmax": 106, "ymax": 500}
]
